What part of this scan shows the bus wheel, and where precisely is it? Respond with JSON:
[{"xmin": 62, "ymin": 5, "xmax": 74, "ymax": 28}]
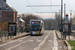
[
  {"xmin": 30, "ymin": 34, "xmax": 33, "ymax": 36},
  {"xmin": 43, "ymin": 33, "xmax": 44, "ymax": 35},
  {"xmin": 40, "ymin": 34, "xmax": 42, "ymax": 36}
]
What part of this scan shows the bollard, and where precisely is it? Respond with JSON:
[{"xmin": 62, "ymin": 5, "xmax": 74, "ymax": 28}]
[
  {"xmin": 10, "ymin": 32, "xmax": 12, "ymax": 38},
  {"xmin": 6, "ymin": 33, "xmax": 7, "ymax": 40},
  {"xmin": 3, "ymin": 34, "xmax": 5, "ymax": 41},
  {"xmin": 10, "ymin": 32, "xmax": 13, "ymax": 38},
  {"xmin": 9, "ymin": 32, "xmax": 11, "ymax": 38},
  {"xmin": 7, "ymin": 33, "xmax": 9, "ymax": 39},
  {"xmin": 4, "ymin": 31, "xmax": 6, "ymax": 40},
  {"xmin": 11, "ymin": 32, "xmax": 13, "ymax": 38},
  {"xmin": 0, "ymin": 35, "xmax": 1, "ymax": 41},
  {"xmin": 1, "ymin": 34, "xmax": 3, "ymax": 41},
  {"xmin": 5, "ymin": 34, "xmax": 7, "ymax": 40}
]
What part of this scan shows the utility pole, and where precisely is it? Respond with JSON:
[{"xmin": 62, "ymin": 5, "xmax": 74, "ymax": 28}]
[
  {"xmin": 69, "ymin": 10, "xmax": 72, "ymax": 41},
  {"xmin": 64, "ymin": 4, "xmax": 66, "ymax": 40},
  {"xmin": 61, "ymin": 0, "xmax": 63, "ymax": 39}
]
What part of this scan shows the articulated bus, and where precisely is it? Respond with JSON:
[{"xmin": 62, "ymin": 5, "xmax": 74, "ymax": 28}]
[{"xmin": 30, "ymin": 20, "xmax": 44, "ymax": 36}]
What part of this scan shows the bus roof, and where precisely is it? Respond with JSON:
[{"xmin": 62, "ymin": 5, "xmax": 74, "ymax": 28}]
[{"xmin": 30, "ymin": 19, "xmax": 44, "ymax": 23}]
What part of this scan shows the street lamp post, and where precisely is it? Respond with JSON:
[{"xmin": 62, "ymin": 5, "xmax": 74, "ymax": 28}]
[{"xmin": 17, "ymin": 16, "xmax": 20, "ymax": 35}]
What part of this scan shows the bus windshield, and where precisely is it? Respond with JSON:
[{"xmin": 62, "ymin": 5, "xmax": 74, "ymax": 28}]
[{"xmin": 31, "ymin": 24, "xmax": 41, "ymax": 31}]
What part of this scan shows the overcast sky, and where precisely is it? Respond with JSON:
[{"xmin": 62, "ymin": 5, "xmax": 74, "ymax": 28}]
[{"xmin": 7, "ymin": 0, "xmax": 75, "ymax": 14}]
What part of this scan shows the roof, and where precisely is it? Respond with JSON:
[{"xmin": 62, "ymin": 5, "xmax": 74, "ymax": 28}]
[
  {"xmin": 6, "ymin": 2, "xmax": 17, "ymax": 12},
  {"xmin": 0, "ymin": 0, "xmax": 17, "ymax": 12},
  {"xmin": 30, "ymin": 19, "xmax": 44, "ymax": 23}
]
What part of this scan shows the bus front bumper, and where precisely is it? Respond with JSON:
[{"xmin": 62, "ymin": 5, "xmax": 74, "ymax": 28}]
[{"xmin": 31, "ymin": 31, "xmax": 41, "ymax": 35}]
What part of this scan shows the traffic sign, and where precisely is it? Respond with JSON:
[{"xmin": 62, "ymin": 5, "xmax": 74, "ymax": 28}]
[
  {"xmin": 17, "ymin": 16, "xmax": 20, "ymax": 21},
  {"xmin": 65, "ymin": 14, "xmax": 69, "ymax": 23}
]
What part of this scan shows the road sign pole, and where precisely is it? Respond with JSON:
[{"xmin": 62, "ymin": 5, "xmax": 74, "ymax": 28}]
[
  {"xmin": 17, "ymin": 17, "xmax": 20, "ymax": 35},
  {"xmin": 18, "ymin": 21, "xmax": 19, "ymax": 35}
]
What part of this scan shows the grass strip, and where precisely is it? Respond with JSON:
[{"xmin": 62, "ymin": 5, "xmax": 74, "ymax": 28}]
[{"xmin": 67, "ymin": 41, "xmax": 75, "ymax": 50}]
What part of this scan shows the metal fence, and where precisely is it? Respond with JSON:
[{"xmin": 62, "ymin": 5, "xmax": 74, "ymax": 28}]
[
  {"xmin": 0, "ymin": 31, "xmax": 25, "ymax": 42},
  {"xmin": 0, "ymin": 32, "xmax": 14, "ymax": 41},
  {"xmin": 0, "ymin": 28, "xmax": 26, "ymax": 42}
]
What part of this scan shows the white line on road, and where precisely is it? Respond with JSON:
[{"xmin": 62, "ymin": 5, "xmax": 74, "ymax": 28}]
[
  {"xmin": 28, "ymin": 40, "xmax": 33, "ymax": 42},
  {"xmin": 0, "ymin": 36, "xmax": 29, "ymax": 47},
  {"xmin": 48, "ymin": 40, "xmax": 52, "ymax": 42},
  {"xmin": 5, "ymin": 37, "xmax": 35, "ymax": 50},
  {"xmin": 34, "ymin": 31, "xmax": 51, "ymax": 50},
  {"xmin": 52, "ymin": 30, "xmax": 58, "ymax": 50},
  {"xmin": 37, "ymin": 40, "xmax": 42, "ymax": 42}
]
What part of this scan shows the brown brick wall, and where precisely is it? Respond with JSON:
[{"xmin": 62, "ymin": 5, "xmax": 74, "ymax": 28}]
[{"xmin": 2, "ymin": 11, "xmax": 17, "ymax": 22}]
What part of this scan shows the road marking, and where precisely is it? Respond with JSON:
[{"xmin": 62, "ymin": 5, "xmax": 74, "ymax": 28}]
[
  {"xmin": 0, "ymin": 36, "xmax": 29, "ymax": 47},
  {"xmin": 34, "ymin": 47, "xmax": 38, "ymax": 50},
  {"xmin": 5, "ymin": 37, "xmax": 35, "ymax": 50},
  {"xmin": 52, "ymin": 30, "xmax": 58, "ymax": 50},
  {"xmin": 37, "ymin": 40, "xmax": 42, "ymax": 42},
  {"xmin": 34, "ymin": 31, "xmax": 51, "ymax": 50},
  {"xmin": 28, "ymin": 40, "xmax": 33, "ymax": 42},
  {"xmin": 48, "ymin": 40, "xmax": 52, "ymax": 42}
]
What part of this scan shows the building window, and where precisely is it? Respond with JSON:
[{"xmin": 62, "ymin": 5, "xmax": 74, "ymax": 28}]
[
  {"xmin": 8, "ymin": 13, "xmax": 12, "ymax": 21},
  {"xmin": 4, "ymin": 13, "xmax": 6, "ymax": 15},
  {"xmin": 2, "ymin": 7, "xmax": 6, "ymax": 10},
  {"xmin": 4, "ymin": 17, "xmax": 6, "ymax": 21},
  {"xmin": 0, "ymin": 8, "xmax": 1, "ymax": 10},
  {"xmin": 4, "ymin": 0, "xmax": 6, "ymax": 2}
]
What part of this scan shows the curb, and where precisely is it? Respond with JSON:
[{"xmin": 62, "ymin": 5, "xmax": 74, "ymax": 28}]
[
  {"xmin": 56, "ymin": 31, "xmax": 62, "ymax": 40},
  {"xmin": 11, "ymin": 33, "xmax": 29, "ymax": 40},
  {"xmin": 1, "ymin": 33, "xmax": 29, "ymax": 43},
  {"xmin": 55, "ymin": 31, "xmax": 71, "ymax": 50},
  {"xmin": 64, "ymin": 40, "xmax": 71, "ymax": 50}
]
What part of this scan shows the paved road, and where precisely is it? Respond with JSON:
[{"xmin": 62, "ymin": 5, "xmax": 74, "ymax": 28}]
[
  {"xmin": 40, "ymin": 31, "xmax": 66, "ymax": 50},
  {"xmin": 0, "ymin": 30, "xmax": 66, "ymax": 50}
]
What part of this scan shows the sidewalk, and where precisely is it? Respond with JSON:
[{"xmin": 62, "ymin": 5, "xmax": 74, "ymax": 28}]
[
  {"xmin": 56, "ymin": 31, "xmax": 75, "ymax": 40},
  {"xmin": 0, "ymin": 32, "xmax": 29, "ymax": 42},
  {"xmin": 56, "ymin": 31, "xmax": 72, "ymax": 50}
]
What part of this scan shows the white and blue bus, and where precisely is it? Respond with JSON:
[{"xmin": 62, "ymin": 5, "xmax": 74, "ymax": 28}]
[{"xmin": 30, "ymin": 20, "xmax": 44, "ymax": 36}]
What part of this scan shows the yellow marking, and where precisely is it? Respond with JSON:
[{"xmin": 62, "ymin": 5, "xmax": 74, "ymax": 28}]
[
  {"xmin": 36, "ymin": 31, "xmax": 39, "ymax": 35},
  {"xmin": 42, "ymin": 25, "xmax": 43, "ymax": 27},
  {"xmin": 28, "ymin": 24, "xmax": 30, "ymax": 27}
]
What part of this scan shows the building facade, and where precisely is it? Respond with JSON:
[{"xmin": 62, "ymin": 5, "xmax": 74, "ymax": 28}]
[{"xmin": 0, "ymin": 0, "xmax": 17, "ymax": 22}]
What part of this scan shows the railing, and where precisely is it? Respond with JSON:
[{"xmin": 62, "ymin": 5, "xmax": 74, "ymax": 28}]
[{"xmin": 0, "ymin": 30, "xmax": 25, "ymax": 42}]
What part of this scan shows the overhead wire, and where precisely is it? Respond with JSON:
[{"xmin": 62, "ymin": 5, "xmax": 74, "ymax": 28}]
[
  {"xmin": 26, "ymin": 0, "xmax": 55, "ymax": 13},
  {"xmin": 26, "ymin": 0, "xmax": 37, "ymax": 12}
]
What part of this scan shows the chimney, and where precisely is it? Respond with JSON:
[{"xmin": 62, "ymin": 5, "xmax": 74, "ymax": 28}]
[{"xmin": 4, "ymin": 0, "xmax": 6, "ymax": 2}]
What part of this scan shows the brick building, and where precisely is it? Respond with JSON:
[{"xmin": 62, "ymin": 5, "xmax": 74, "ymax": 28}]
[{"xmin": 0, "ymin": 0, "xmax": 17, "ymax": 22}]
